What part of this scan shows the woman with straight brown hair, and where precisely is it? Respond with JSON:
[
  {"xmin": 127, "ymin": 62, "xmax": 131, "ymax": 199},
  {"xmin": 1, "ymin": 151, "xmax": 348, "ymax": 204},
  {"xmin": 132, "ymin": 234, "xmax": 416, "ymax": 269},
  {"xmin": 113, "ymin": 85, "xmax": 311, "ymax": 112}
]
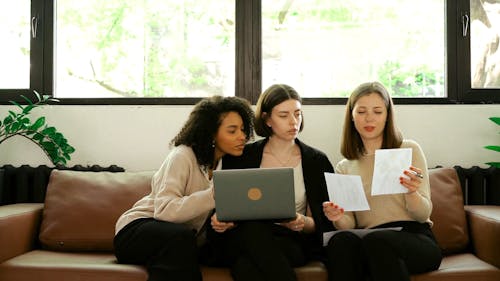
[{"xmin": 323, "ymin": 81, "xmax": 442, "ymax": 281}]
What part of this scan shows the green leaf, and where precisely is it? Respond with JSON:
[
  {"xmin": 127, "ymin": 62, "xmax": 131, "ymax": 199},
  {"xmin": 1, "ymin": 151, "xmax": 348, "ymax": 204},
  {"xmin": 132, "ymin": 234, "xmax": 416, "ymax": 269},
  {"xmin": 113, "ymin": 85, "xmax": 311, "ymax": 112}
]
[
  {"xmin": 18, "ymin": 118, "xmax": 30, "ymax": 130},
  {"xmin": 21, "ymin": 94, "xmax": 35, "ymax": 105},
  {"xmin": 41, "ymin": 141, "xmax": 56, "ymax": 151},
  {"xmin": 10, "ymin": 122, "xmax": 20, "ymax": 132},
  {"xmin": 3, "ymin": 115, "xmax": 13, "ymax": 125},
  {"xmin": 51, "ymin": 132, "xmax": 63, "ymax": 143},
  {"xmin": 33, "ymin": 91, "xmax": 42, "ymax": 102},
  {"xmin": 42, "ymin": 126, "xmax": 56, "ymax": 135},
  {"xmin": 485, "ymin": 145, "xmax": 500, "ymax": 152},
  {"xmin": 30, "ymin": 117, "xmax": 46, "ymax": 131},
  {"xmin": 9, "ymin": 100, "xmax": 24, "ymax": 111},
  {"xmin": 22, "ymin": 104, "xmax": 35, "ymax": 115},
  {"xmin": 56, "ymin": 158, "xmax": 67, "ymax": 165},
  {"xmin": 63, "ymin": 145, "xmax": 76, "ymax": 154},
  {"xmin": 489, "ymin": 117, "xmax": 500, "ymax": 126},
  {"xmin": 25, "ymin": 130, "xmax": 36, "ymax": 136},
  {"xmin": 46, "ymin": 151, "xmax": 59, "ymax": 164},
  {"xmin": 485, "ymin": 162, "xmax": 500, "ymax": 168},
  {"xmin": 19, "ymin": 117, "xmax": 30, "ymax": 128},
  {"xmin": 8, "ymin": 110, "xmax": 18, "ymax": 119},
  {"xmin": 33, "ymin": 132, "xmax": 44, "ymax": 141}
]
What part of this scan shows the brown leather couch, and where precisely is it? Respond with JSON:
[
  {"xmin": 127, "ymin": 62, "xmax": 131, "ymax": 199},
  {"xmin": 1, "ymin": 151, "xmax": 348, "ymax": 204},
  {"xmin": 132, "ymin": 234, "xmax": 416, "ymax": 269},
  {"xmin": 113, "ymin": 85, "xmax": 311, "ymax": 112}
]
[{"xmin": 0, "ymin": 167, "xmax": 498, "ymax": 281}]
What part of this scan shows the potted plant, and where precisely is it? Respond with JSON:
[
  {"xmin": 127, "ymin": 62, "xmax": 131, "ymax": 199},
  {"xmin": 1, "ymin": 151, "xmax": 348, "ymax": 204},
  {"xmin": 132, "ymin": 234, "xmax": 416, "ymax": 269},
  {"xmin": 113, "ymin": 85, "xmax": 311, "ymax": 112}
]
[
  {"xmin": 0, "ymin": 91, "xmax": 75, "ymax": 166},
  {"xmin": 485, "ymin": 117, "xmax": 500, "ymax": 168}
]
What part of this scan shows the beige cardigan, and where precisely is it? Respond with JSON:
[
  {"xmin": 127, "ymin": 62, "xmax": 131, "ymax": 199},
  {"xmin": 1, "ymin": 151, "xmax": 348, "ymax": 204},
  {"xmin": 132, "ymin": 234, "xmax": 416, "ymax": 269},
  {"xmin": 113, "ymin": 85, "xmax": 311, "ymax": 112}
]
[
  {"xmin": 335, "ymin": 139, "xmax": 433, "ymax": 229},
  {"xmin": 115, "ymin": 145, "xmax": 215, "ymax": 237}
]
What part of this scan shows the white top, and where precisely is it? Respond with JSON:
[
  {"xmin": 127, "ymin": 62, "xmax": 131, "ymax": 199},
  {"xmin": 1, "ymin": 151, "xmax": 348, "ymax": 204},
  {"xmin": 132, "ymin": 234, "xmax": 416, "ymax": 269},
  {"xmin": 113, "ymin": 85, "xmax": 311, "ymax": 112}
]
[{"xmin": 293, "ymin": 161, "xmax": 307, "ymax": 215}]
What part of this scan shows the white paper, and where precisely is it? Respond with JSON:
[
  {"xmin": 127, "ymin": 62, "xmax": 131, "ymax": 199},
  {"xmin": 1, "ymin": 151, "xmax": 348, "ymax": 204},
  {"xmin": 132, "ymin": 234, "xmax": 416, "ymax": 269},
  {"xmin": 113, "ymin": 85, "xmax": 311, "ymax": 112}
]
[
  {"xmin": 322, "ymin": 227, "xmax": 403, "ymax": 246},
  {"xmin": 371, "ymin": 148, "xmax": 412, "ymax": 195},
  {"xmin": 324, "ymin": 173, "xmax": 370, "ymax": 211}
]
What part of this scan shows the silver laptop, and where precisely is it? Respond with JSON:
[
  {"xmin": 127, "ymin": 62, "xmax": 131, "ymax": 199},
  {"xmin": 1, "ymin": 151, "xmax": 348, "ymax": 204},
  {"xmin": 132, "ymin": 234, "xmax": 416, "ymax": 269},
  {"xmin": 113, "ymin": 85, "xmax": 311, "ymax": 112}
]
[{"xmin": 213, "ymin": 167, "xmax": 296, "ymax": 222}]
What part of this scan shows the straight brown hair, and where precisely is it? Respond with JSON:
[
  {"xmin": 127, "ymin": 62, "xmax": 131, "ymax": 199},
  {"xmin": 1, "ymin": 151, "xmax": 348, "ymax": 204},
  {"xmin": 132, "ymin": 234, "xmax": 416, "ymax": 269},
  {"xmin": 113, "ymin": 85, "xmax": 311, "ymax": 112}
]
[
  {"xmin": 254, "ymin": 84, "xmax": 304, "ymax": 137},
  {"xmin": 340, "ymin": 81, "xmax": 403, "ymax": 160}
]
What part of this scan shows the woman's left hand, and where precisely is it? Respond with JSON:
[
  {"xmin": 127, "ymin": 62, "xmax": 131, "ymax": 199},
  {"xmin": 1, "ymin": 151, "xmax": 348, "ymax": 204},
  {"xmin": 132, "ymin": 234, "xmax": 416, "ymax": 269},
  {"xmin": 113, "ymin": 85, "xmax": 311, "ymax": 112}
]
[
  {"xmin": 211, "ymin": 213, "xmax": 235, "ymax": 233},
  {"xmin": 400, "ymin": 166, "xmax": 423, "ymax": 194},
  {"xmin": 280, "ymin": 213, "xmax": 306, "ymax": 232}
]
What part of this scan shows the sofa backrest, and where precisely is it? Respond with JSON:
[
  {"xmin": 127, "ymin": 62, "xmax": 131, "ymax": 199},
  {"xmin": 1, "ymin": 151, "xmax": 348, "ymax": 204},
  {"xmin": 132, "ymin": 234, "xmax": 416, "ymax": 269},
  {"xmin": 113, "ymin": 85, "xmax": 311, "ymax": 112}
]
[
  {"xmin": 39, "ymin": 170, "xmax": 153, "ymax": 252},
  {"xmin": 37, "ymin": 167, "xmax": 470, "ymax": 255},
  {"xmin": 429, "ymin": 167, "xmax": 469, "ymax": 255}
]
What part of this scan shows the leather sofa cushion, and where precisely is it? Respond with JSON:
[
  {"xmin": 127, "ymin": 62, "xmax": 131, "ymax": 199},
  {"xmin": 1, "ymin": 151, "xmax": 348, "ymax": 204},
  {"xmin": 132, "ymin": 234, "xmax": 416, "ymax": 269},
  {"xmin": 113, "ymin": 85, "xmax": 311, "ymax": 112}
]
[
  {"xmin": 39, "ymin": 170, "xmax": 153, "ymax": 251},
  {"xmin": 465, "ymin": 205, "xmax": 500, "ymax": 268},
  {"xmin": 429, "ymin": 167, "xmax": 469, "ymax": 255}
]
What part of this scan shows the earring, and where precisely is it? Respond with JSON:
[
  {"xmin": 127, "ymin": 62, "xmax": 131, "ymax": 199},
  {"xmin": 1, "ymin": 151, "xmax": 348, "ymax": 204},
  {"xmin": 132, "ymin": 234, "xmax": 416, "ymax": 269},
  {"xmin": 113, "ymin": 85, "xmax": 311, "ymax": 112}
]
[{"xmin": 212, "ymin": 140, "xmax": 215, "ymax": 148}]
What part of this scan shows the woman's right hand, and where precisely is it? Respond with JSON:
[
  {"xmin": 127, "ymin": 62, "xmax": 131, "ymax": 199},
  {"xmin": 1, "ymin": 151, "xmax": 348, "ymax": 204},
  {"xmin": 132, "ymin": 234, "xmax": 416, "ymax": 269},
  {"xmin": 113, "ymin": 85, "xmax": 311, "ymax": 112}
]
[
  {"xmin": 322, "ymin": 201, "xmax": 345, "ymax": 222},
  {"xmin": 210, "ymin": 213, "xmax": 235, "ymax": 233}
]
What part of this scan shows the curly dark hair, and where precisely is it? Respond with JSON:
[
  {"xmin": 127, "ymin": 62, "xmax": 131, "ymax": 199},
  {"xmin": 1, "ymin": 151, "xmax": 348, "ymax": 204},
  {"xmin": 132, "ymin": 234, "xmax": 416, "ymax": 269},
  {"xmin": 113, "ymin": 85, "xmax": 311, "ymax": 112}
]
[{"xmin": 171, "ymin": 96, "xmax": 254, "ymax": 168}]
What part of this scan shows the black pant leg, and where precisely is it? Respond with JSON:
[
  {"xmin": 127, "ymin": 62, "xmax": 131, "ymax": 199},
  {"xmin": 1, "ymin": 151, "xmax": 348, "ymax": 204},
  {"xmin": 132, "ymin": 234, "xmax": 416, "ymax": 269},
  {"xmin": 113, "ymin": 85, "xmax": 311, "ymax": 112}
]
[
  {"xmin": 210, "ymin": 221, "xmax": 299, "ymax": 281},
  {"xmin": 362, "ymin": 229, "xmax": 442, "ymax": 281},
  {"xmin": 325, "ymin": 231, "xmax": 365, "ymax": 281},
  {"xmin": 230, "ymin": 255, "xmax": 267, "ymax": 281},
  {"xmin": 114, "ymin": 218, "xmax": 202, "ymax": 281},
  {"xmin": 272, "ymin": 225, "xmax": 307, "ymax": 267}
]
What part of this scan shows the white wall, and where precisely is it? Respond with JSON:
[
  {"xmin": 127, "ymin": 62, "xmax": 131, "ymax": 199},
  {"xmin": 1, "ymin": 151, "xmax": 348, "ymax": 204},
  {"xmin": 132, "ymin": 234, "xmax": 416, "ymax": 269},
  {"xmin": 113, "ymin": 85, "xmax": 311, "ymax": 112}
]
[{"xmin": 0, "ymin": 104, "xmax": 498, "ymax": 171}]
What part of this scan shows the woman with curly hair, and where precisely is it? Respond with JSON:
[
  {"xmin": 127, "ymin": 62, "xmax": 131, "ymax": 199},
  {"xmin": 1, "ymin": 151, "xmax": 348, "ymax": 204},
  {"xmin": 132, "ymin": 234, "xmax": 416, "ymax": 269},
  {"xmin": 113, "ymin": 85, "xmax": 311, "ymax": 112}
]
[{"xmin": 114, "ymin": 95, "xmax": 254, "ymax": 281}]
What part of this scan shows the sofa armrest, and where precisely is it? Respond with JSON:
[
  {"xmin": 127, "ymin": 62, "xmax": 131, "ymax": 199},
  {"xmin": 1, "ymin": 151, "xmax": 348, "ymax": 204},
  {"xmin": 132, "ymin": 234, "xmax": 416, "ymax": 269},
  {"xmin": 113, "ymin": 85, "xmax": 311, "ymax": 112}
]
[
  {"xmin": 0, "ymin": 203, "xmax": 44, "ymax": 263},
  {"xmin": 465, "ymin": 205, "xmax": 500, "ymax": 269}
]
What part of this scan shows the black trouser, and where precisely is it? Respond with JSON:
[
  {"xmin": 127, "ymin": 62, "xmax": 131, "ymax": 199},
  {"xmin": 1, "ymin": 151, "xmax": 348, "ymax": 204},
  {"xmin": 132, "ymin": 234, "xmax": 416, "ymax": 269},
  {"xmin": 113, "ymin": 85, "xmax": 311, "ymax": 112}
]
[
  {"xmin": 114, "ymin": 218, "xmax": 202, "ymax": 281},
  {"xmin": 324, "ymin": 221, "xmax": 442, "ymax": 281},
  {"xmin": 207, "ymin": 221, "xmax": 308, "ymax": 281}
]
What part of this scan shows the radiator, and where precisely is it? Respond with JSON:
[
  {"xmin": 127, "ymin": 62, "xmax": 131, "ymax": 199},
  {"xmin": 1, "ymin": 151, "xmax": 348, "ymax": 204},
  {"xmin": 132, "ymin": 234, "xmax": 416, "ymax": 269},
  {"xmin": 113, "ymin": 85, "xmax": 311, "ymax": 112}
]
[{"xmin": 454, "ymin": 166, "xmax": 500, "ymax": 205}]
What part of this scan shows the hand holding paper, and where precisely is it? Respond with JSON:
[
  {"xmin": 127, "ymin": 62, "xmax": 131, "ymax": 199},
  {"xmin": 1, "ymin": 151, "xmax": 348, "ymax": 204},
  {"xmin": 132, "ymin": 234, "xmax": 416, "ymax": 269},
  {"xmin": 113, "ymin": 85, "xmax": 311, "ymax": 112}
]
[
  {"xmin": 324, "ymin": 173, "xmax": 370, "ymax": 211},
  {"xmin": 371, "ymin": 148, "xmax": 412, "ymax": 195}
]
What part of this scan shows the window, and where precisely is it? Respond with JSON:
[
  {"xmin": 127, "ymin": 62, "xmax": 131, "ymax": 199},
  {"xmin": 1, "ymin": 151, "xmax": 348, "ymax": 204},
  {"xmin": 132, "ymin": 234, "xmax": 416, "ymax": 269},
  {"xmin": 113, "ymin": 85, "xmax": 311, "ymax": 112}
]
[
  {"xmin": 55, "ymin": 0, "xmax": 235, "ymax": 99},
  {"xmin": 262, "ymin": 0, "xmax": 445, "ymax": 99},
  {"xmin": 0, "ymin": 1, "xmax": 30, "ymax": 89},
  {"xmin": 454, "ymin": 0, "xmax": 500, "ymax": 103},
  {"xmin": 458, "ymin": 0, "xmax": 500, "ymax": 103},
  {"xmin": 1, "ymin": 0, "xmax": 499, "ymax": 104},
  {"xmin": 470, "ymin": 0, "xmax": 500, "ymax": 89}
]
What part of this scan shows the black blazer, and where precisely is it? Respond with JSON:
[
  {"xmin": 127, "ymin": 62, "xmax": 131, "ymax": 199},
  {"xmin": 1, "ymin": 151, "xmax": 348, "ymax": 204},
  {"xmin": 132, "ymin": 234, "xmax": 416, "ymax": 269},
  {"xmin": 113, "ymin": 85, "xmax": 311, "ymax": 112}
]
[{"xmin": 222, "ymin": 138, "xmax": 336, "ymax": 254}]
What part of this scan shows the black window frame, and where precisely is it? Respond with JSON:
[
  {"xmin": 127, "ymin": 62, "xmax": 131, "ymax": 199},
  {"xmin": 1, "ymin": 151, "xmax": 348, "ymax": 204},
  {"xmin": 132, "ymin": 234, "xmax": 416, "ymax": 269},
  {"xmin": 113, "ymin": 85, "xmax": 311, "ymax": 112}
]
[
  {"xmin": 456, "ymin": 0, "xmax": 500, "ymax": 104},
  {"xmin": 1, "ymin": 0, "xmax": 498, "ymax": 105}
]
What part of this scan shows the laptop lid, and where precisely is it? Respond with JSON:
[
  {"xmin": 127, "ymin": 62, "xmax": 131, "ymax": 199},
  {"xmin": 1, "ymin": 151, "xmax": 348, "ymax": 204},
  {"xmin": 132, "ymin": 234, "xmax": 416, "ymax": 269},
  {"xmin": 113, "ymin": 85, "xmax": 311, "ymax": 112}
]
[{"xmin": 213, "ymin": 167, "xmax": 296, "ymax": 222}]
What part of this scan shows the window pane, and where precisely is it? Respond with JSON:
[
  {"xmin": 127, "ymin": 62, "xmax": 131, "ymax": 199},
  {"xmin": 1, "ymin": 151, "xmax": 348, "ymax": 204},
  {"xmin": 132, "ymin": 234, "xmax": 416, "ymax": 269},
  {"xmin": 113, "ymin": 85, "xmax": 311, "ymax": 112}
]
[
  {"xmin": 0, "ymin": 1, "xmax": 30, "ymax": 89},
  {"xmin": 471, "ymin": 0, "xmax": 500, "ymax": 88},
  {"xmin": 262, "ymin": 0, "xmax": 445, "ymax": 98},
  {"xmin": 55, "ymin": 0, "xmax": 234, "ymax": 98}
]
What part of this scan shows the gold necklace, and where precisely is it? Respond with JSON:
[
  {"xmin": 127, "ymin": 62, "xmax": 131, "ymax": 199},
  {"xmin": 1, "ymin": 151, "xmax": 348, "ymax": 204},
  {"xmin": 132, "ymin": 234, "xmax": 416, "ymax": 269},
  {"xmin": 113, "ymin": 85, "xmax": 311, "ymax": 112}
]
[{"xmin": 268, "ymin": 146, "xmax": 293, "ymax": 166}]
